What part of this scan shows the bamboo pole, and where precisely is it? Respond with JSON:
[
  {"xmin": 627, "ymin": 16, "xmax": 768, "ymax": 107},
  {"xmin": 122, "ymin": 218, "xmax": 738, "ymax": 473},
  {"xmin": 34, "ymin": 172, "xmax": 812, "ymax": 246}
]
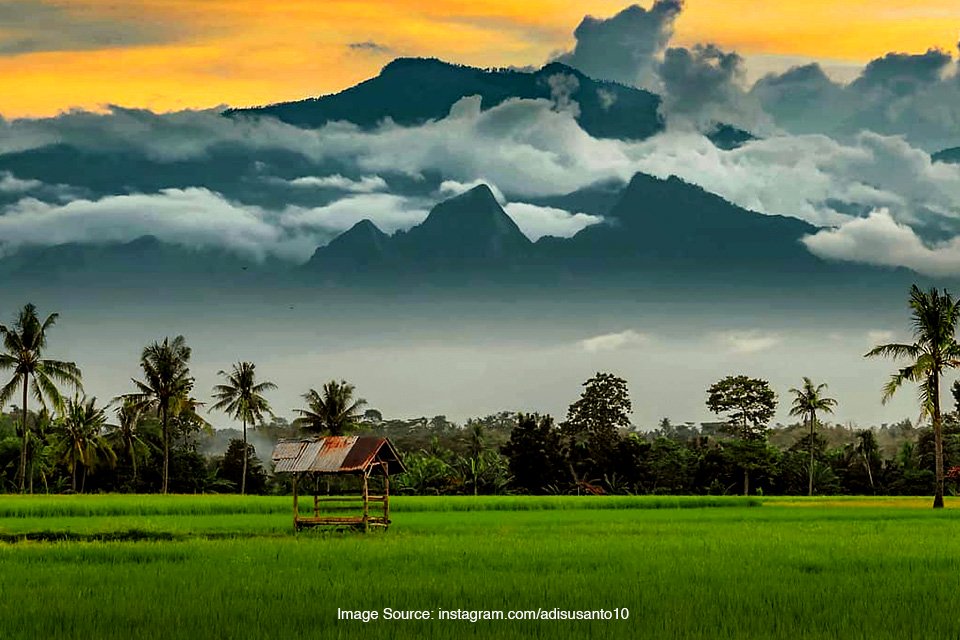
[
  {"xmin": 292, "ymin": 474, "xmax": 299, "ymax": 531},
  {"xmin": 362, "ymin": 470, "xmax": 370, "ymax": 534},
  {"xmin": 383, "ymin": 462, "xmax": 390, "ymax": 527}
]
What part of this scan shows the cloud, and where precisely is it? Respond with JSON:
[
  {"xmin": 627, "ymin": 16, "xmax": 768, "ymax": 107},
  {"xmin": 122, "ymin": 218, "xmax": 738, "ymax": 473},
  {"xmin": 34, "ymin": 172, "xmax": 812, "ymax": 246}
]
[
  {"xmin": 0, "ymin": 1, "xmax": 179, "ymax": 56},
  {"xmin": 713, "ymin": 330, "xmax": 781, "ymax": 354},
  {"xmin": 438, "ymin": 179, "xmax": 506, "ymax": 204},
  {"xmin": 347, "ymin": 41, "xmax": 393, "ymax": 55},
  {"xmin": 578, "ymin": 330, "xmax": 649, "ymax": 353},
  {"xmin": 0, "ymin": 171, "xmax": 40, "ymax": 193},
  {"xmin": 280, "ymin": 193, "xmax": 428, "ymax": 236},
  {"xmin": 503, "ymin": 203, "xmax": 602, "ymax": 241},
  {"xmin": 552, "ymin": 1, "xmax": 682, "ymax": 89},
  {"xmin": 280, "ymin": 174, "xmax": 388, "ymax": 193},
  {"xmin": 3, "ymin": 89, "xmax": 960, "ymax": 275},
  {"xmin": 0, "ymin": 188, "xmax": 297, "ymax": 261},
  {"xmin": 0, "ymin": 188, "xmax": 429, "ymax": 263},
  {"xmin": 659, "ymin": 44, "xmax": 771, "ymax": 132},
  {"xmin": 546, "ymin": 72, "xmax": 581, "ymax": 118},
  {"xmin": 752, "ymin": 49, "xmax": 960, "ymax": 150},
  {"xmin": 803, "ymin": 210, "xmax": 960, "ymax": 278},
  {"xmin": 866, "ymin": 330, "xmax": 896, "ymax": 344}
]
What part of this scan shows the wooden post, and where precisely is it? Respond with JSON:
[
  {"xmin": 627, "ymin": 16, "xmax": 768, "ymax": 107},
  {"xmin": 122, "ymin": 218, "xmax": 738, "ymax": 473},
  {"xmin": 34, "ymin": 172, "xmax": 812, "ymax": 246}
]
[
  {"xmin": 383, "ymin": 462, "xmax": 390, "ymax": 526},
  {"xmin": 292, "ymin": 474, "xmax": 299, "ymax": 531},
  {"xmin": 362, "ymin": 470, "xmax": 370, "ymax": 533}
]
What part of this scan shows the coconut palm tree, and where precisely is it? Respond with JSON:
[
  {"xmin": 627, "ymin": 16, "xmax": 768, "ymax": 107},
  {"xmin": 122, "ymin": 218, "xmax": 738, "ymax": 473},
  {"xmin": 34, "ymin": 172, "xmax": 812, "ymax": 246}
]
[
  {"xmin": 866, "ymin": 285, "xmax": 960, "ymax": 508},
  {"xmin": 788, "ymin": 377, "xmax": 837, "ymax": 496},
  {"xmin": 211, "ymin": 362, "xmax": 276, "ymax": 494},
  {"xmin": 56, "ymin": 396, "xmax": 115, "ymax": 493},
  {"xmin": 0, "ymin": 303, "xmax": 83, "ymax": 492},
  {"xmin": 294, "ymin": 380, "xmax": 366, "ymax": 436},
  {"xmin": 124, "ymin": 336, "xmax": 193, "ymax": 494},
  {"xmin": 106, "ymin": 399, "xmax": 150, "ymax": 487}
]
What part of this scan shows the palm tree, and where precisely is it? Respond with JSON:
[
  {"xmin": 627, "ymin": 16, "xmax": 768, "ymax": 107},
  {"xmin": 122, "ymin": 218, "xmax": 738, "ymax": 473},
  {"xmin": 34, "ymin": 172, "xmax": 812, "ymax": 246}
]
[
  {"xmin": 124, "ymin": 336, "xmax": 193, "ymax": 494},
  {"xmin": 56, "ymin": 396, "xmax": 116, "ymax": 492},
  {"xmin": 211, "ymin": 362, "xmax": 276, "ymax": 494},
  {"xmin": 866, "ymin": 285, "xmax": 960, "ymax": 508},
  {"xmin": 294, "ymin": 380, "xmax": 366, "ymax": 436},
  {"xmin": 788, "ymin": 377, "xmax": 837, "ymax": 496},
  {"xmin": 106, "ymin": 399, "xmax": 150, "ymax": 487},
  {"xmin": 0, "ymin": 304, "xmax": 83, "ymax": 492}
]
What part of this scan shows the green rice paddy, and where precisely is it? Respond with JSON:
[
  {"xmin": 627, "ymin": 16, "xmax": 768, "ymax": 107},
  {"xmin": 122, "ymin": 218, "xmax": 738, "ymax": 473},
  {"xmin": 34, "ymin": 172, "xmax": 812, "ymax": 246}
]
[{"xmin": 0, "ymin": 495, "xmax": 957, "ymax": 639}]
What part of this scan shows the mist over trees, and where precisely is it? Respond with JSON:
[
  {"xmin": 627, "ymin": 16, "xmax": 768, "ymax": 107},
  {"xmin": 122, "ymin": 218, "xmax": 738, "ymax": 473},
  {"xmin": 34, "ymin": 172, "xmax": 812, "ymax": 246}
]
[{"xmin": 1, "ymin": 288, "xmax": 959, "ymax": 503}]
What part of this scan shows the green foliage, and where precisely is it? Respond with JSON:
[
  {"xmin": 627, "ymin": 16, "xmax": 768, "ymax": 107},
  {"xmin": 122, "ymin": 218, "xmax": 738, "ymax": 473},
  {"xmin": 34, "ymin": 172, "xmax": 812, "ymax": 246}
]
[
  {"xmin": 124, "ymin": 335, "xmax": 193, "ymax": 494},
  {"xmin": 294, "ymin": 380, "xmax": 366, "ymax": 436},
  {"xmin": 216, "ymin": 439, "xmax": 267, "ymax": 494},
  {"xmin": 562, "ymin": 372, "xmax": 632, "ymax": 484},
  {"xmin": 0, "ymin": 303, "xmax": 83, "ymax": 492},
  {"xmin": 866, "ymin": 285, "xmax": 960, "ymax": 507},
  {"xmin": 706, "ymin": 375, "xmax": 777, "ymax": 440},
  {"xmin": 501, "ymin": 413, "xmax": 565, "ymax": 494}
]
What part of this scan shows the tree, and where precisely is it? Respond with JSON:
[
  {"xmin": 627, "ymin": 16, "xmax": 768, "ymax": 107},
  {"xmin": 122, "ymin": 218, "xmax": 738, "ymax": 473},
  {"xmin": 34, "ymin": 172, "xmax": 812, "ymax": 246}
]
[
  {"xmin": 217, "ymin": 439, "xmax": 267, "ymax": 494},
  {"xmin": 706, "ymin": 375, "xmax": 777, "ymax": 495},
  {"xmin": 210, "ymin": 362, "xmax": 276, "ymax": 495},
  {"xmin": 294, "ymin": 380, "xmax": 366, "ymax": 436},
  {"xmin": 501, "ymin": 413, "xmax": 565, "ymax": 494},
  {"xmin": 866, "ymin": 285, "xmax": 960, "ymax": 508},
  {"xmin": 0, "ymin": 304, "xmax": 83, "ymax": 492},
  {"xmin": 124, "ymin": 336, "xmax": 193, "ymax": 494},
  {"xmin": 562, "ymin": 372, "xmax": 632, "ymax": 482},
  {"xmin": 105, "ymin": 399, "xmax": 150, "ymax": 487},
  {"xmin": 55, "ymin": 396, "xmax": 115, "ymax": 492},
  {"xmin": 788, "ymin": 377, "xmax": 838, "ymax": 496}
]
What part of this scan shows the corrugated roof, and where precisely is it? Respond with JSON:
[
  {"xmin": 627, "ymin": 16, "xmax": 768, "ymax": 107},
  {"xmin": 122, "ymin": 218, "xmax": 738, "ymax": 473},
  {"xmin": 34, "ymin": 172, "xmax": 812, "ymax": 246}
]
[{"xmin": 271, "ymin": 436, "xmax": 406, "ymax": 475}]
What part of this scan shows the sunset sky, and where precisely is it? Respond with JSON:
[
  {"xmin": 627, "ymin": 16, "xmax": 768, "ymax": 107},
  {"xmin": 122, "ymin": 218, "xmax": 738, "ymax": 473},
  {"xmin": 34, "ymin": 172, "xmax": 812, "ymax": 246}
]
[{"xmin": 3, "ymin": 0, "xmax": 959, "ymax": 118}]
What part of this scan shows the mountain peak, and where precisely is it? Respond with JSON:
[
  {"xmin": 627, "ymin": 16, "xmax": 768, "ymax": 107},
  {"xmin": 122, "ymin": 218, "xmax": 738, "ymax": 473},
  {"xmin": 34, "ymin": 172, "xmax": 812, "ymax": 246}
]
[{"xmin": 396, "ymin": 185, "xmax": 531, "ymax": 265}]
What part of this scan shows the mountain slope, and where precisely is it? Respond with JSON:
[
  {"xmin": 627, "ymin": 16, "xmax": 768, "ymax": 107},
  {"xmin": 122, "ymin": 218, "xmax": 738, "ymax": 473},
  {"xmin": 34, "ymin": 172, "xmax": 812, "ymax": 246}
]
[{"xmin": 229, "ymin": 58, "xmax": 664, "ymax": 141}]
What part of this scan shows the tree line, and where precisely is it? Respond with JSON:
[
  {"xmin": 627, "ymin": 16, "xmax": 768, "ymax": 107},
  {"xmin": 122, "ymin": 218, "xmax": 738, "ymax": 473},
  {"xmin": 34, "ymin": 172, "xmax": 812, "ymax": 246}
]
[{"xmin": 1, "ymin": 285, "xmax": 958, "ymax": 508}]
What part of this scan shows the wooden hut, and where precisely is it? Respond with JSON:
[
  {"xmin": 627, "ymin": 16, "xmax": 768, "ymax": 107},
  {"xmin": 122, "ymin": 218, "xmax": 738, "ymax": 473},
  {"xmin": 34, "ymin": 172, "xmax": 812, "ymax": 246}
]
[{"xmin": 271, "ymin": 436, "xmax": 406, "ymax": 532}]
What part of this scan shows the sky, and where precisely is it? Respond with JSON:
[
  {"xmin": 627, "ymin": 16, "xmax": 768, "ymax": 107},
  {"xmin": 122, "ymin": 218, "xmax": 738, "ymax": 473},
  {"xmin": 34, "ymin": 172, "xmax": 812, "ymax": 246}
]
[
  {"xmin": 3, "ymin": 1, "xmax": 960, "ymax": 430},
  {"xmin": 3, "ymin": 0, "xmax": 960, "ymax": 118}
]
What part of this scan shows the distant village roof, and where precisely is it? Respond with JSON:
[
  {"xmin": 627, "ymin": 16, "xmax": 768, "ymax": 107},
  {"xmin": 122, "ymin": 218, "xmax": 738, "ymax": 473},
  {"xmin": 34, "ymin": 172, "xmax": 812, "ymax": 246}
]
[{"xmin": 271, "ymin": 436, "xmax": 406, "ymax": 475}]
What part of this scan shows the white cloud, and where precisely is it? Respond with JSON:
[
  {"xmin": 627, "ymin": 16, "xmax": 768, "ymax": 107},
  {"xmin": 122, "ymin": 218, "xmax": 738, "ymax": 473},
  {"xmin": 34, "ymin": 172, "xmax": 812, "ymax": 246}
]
[
  {"xmin": 803, "ymin": 210, "xmax": 960, "ymax": 278},
  {"xmin": 438, "ymin": 179, "xmax": 506, "ymax": 204},
  {"xmin": 280, "ymin": 193, "xmax": 428, "ymax": 236},
  {"xmin": 578, "ymin": 330, "xmax": 649, "ymax": 353},
  {"xmin": 0, "ymin": 171, "xmax": 40, "ymax": 193},
  {"xmin": 713, "ymin": 330, "xmax": 781, "ymax": 354},
  {"xmin": 0, "ymin": 189, "xmax": 294, "ymax": 261},
  {"xmin": 503, "ymin": 202, "xmax": 601, "ymax": 241},
  {"xmin": 282, "ymin": 174, "xmax": 387, "ymax": 193},
  {"xmin": 0, "ymin": 189, "xmax": 428, "ymax": 263}
]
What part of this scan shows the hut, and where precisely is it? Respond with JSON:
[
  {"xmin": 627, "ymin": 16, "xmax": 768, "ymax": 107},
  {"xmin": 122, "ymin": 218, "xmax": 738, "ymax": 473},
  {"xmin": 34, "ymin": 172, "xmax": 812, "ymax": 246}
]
[{"xmin": 271, "ymin": 436, "xmax": 406, "ymax": 532}]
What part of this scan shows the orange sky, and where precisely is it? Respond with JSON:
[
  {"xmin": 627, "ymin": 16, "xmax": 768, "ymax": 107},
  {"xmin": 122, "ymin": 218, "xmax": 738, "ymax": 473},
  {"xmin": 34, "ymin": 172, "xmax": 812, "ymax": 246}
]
[{"xmin": 3, "ymin": 0, "xmax": 959, "ymax": 118}]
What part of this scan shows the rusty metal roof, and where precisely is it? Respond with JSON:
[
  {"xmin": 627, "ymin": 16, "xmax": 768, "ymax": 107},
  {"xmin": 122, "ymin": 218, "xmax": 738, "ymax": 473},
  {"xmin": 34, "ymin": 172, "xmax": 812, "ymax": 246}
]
[{"xmin": 271, "ymin": 436, "xmax": 406, "ymax": 475}]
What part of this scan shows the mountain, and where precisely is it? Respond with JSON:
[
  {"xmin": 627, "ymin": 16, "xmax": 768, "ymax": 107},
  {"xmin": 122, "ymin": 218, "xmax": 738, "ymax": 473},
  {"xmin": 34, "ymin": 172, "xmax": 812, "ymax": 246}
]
[
  {"xmin": 933, "ymin": 147, "xmax": 960, "ymax": 164},
  {"xmin": 229, "ymin": 58, "xmax": 664, "ymax": 141},
  {"xmin": 705, "ymin": 124, "xmax": 758, "ymax": 151},
  {"xmin": 304, "ymin": 219, "xmax": 392, "ymax": 274},
  {"xmin": 534, "ymin": 173, "xmax": 824, "ymax": 279},
  {"xmin": 305, "ymin": 185, "xmax": 532, "ymax": 277}
]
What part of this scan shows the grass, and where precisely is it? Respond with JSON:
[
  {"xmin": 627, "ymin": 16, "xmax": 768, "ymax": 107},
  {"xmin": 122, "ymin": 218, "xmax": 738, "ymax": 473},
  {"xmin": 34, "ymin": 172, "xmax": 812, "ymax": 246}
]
[{"xmin": 0, "ymin": 495, "xmax": 956, "ymax": 639}]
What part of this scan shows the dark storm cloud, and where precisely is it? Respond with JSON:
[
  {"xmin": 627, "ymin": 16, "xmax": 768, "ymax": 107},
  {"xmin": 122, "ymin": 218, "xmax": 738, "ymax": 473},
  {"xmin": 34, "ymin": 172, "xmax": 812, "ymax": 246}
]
[
  {"xmin": 751, "ymin": 47, "xmax": 960, "ymax": 149},
  {"xmin": 552, "ymin": 1, "xmax": 682, "ymax": 89},
  {"xmin": 658, "ymin": 44, "xmax": 767, "ymax": 129},
  {"xmin": 0, "ymin": 0, "xmax": 178, "ymax": 56}
]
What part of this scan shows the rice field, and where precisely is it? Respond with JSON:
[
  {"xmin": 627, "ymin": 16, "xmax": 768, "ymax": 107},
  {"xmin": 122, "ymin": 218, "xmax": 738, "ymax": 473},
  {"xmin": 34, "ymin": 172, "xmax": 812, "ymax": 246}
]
[{"xmin": 0, "ymin": 495, "xmax": 958, "ymax": 639}]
